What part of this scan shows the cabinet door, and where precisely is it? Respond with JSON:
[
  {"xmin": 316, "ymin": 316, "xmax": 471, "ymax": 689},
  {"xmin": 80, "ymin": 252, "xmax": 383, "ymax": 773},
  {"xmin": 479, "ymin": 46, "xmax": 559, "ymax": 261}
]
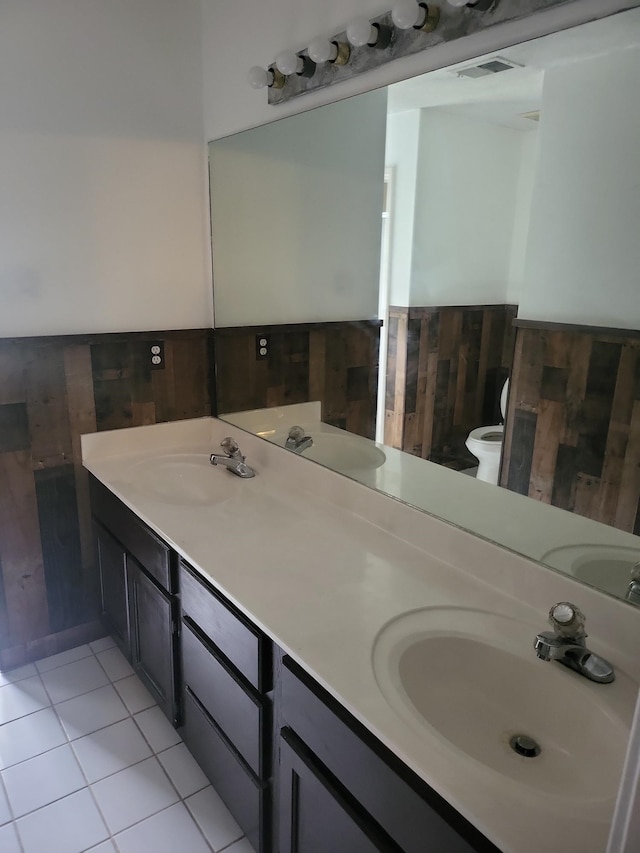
[
  {"xmin": 278, "ymin": 727, "xmax": 397, "ymax": 853},
  {"xmin": 127, "ymin": 555, "xmax": 179, "ymax": 724},
  {"xmin": 94, "ymin": 522, "xmax": 130, "ymax": 656}
]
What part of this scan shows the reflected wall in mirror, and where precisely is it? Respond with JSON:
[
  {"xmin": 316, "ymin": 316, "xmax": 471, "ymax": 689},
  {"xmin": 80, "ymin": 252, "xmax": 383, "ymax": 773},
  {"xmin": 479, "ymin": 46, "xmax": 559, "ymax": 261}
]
[{"xmin": 209, "ymin": 7, "xmax": 640, "ymax": 606}]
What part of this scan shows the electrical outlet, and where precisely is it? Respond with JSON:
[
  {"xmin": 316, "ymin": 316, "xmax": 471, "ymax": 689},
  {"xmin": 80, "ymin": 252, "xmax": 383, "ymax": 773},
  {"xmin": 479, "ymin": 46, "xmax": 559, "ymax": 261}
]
[
  {"xmin": 150, "ymin": 341, "xmax": 165, "ymax": 369},
  {"xmin": 256, "ymin": 334, "xmax": 269, "ymax": 359}
]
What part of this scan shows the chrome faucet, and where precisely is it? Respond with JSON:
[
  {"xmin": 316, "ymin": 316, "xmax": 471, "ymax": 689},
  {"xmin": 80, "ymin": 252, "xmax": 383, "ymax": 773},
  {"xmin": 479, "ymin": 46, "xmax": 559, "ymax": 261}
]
[
  {"xmin": 209, "ymin": 437, "xmax": 255, "ymax": 478},
  {"xmin": 534, "ymin": 602, "xmax": 615, "ymax": 683},
  {"xmin": 285, "ymin": 425, "xmax": 313, "ymax": 454},
  {"xmin": 626, "ymin": 562, "xmax": 640, "ymax": 604}
]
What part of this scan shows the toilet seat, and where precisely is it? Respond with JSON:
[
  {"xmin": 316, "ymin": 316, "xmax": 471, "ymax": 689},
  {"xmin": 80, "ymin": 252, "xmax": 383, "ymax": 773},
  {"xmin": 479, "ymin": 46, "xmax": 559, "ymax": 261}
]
[{"xmin": 467, "ymin": 425, "xmax": 504, "ymax": 446}]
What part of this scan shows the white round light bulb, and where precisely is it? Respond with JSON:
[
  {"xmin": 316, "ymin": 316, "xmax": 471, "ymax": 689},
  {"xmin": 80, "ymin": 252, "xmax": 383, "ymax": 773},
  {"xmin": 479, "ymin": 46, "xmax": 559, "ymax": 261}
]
[
  {"xmin": 275, "ymin": 50, "xmax": 302, "ymax": 76},
  {"xmin": 308, "ymin": 37, "xmax": 338, "ymax": 64},
  {"xmin": 248, "ymin": 66, "xmax": 270, "ymax": 90},
  {"xmin": 392, "ymin": 1, "xmax": 423, "ymax": 29},
  {"xmin": 347, "ymin": 17, "xmax": 376, "ymax": 47}
]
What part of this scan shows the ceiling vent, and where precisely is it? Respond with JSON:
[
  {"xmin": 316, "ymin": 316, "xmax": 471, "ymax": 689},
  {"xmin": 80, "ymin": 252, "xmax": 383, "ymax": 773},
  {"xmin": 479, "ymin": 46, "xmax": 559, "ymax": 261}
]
[{"xmin": 452, "ymin": 56, "xmax": 523, "ymax": 79}]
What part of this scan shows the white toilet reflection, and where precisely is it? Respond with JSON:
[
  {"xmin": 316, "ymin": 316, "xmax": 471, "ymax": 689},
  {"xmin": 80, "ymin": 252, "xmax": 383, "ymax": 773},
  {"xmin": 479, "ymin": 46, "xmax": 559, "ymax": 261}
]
[{"xmin": 465, "ymin": 379, "xmax": 509, "ymax": 485}]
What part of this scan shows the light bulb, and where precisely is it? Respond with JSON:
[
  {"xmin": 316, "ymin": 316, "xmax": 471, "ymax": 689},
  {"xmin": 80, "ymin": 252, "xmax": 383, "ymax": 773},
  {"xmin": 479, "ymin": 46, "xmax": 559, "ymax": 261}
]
[
  {"xmin": 248, "ymin": 66, "xmax": 270, "ymax": 90},
  {"xmin": 347, "ymin": 17, "xmax": 377, "ymax": 47},
  {"xmin": 275, "ymin": 50, "xmax": 303, "ymax": 76},
  {"xmin": 308, "ymin": 37, "xmax": 338, "ymax": 64},
  {"xmin": 392, "ymin": 1, "xmax": 425, "ymax": 29}
]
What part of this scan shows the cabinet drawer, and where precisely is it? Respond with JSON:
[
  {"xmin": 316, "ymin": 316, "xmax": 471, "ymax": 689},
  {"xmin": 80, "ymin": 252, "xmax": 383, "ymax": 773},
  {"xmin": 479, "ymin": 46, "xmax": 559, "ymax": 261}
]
[
  {"xmin": 180, "ymin": 561, "xmax": 271, "ymax": 692},
  {"xmin": 182, "ymin": 619, "xmax": 267, "ymax": 778},
  {"xmin": 90, "ymin": 476, "xmax": 175, "ymax": 593},
  {"xmin": 281, "ymin": 658, "xmax": 495, "ymax": 853},
  {"xmin": 181, "ymin": 688, "xmax": 268, "ymax": 853}
]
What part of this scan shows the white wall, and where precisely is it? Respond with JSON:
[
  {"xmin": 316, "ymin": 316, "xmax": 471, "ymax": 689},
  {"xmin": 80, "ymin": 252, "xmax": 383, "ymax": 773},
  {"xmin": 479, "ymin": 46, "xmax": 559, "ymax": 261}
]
[
  {"xmin": 0, "ymin": 0, "xmax": 211, "ymax": 338},
  {"xmin": 385, "ymin": 112, "xmax": 421, "ymax": 307},
  {"xmin": 508, "ymin": 129, "xmax": 539, "ymax": 302},
  {"xmin": 210, "ymin": 91, "xmax": 387, "ymax": 326},
  {"xmin": 519, "ymin": 46, "xmax": 640, "ymax": 328},
  {"xmin": 408, "ymin": 110, "xmax": 532, "ymax": 307}
]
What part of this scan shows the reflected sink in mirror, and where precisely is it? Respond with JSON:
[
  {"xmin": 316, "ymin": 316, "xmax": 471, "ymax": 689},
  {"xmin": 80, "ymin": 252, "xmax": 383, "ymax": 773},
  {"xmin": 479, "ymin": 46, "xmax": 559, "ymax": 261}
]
[
  {"xmin": 296, "ymin": 433, "xmax": 386, "ymax": 472},
  {"xmin": 372, "ymin": 607, "xmax": 635, "ymax": 802},
  {"xmin": 131, "ymin": 453, "xmax": 239, "ymax": 506},
  {"xmin": 540, "ymin": 545, "xmax": 640, "ymax": 599}
]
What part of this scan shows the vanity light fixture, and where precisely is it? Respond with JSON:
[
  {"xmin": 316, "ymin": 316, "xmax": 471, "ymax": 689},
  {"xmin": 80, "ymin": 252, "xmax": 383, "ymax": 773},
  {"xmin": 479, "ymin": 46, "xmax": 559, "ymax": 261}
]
[
  {"xmin": 248, "ymin": 65, "xmax": 285, "ymax": 90},
  {"xmin": 275, "ymin": 49, "xmax": 316, "ymax": 78},
  {"xmin": 447, "ymin": 0, "xmax": 498, "ymax": 10},
  {"xmin": 308, "ymin": 36, "xmax": 351, "ymax": 66},
  {"xmin": 346, "ymin": 16, "xmax": 392, "ymax": 50},
  {"xmin": 392, "ymin": 1, "xmax": 440, "ymax": 33}
]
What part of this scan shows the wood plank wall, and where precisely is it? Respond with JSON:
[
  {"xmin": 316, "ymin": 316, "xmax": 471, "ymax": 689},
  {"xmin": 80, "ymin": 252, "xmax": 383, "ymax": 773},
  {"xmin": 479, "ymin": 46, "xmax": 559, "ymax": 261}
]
[
  {"xmin": 215, "ymin": 321, "xmax": 381, "ymax": 439},
  {"xmin": 501, "ymin": 322, "xmax": 640, "ymax": 533},
  {"xmin": 385, "ymin": 305, "xmax": 517, "ymax": 467},
  {"xmin": 0, "ymin": 330, "xmax": 212, "ymax": 668}
]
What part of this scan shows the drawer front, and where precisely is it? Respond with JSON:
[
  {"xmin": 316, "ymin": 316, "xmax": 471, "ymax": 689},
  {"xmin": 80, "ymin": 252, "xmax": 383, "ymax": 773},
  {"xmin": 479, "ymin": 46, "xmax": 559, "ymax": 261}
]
[
  {"xmin": 281, "ymin": 658, "xmax": 493, "ymax": 853},
  {"xmin": 180, "ymin": 561, "xmax": 270, "ymax": 692},
  {"xmin": 182, "ymin": 620, "xmax": 267, "ymax": 778},
  {"xmin": 181, "ymin": 688, "xmax": 268, "ymax": 853},
  {"xmin": 90, "ymin": 476, "xmax": 174, "ymax": 593}
]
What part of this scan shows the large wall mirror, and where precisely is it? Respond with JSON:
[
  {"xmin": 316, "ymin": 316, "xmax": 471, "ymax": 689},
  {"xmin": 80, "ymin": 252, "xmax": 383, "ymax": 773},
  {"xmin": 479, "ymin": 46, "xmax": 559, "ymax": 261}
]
[{"xmin": 209, "ymin": 7, "xmax": 640, "ymax": 608}]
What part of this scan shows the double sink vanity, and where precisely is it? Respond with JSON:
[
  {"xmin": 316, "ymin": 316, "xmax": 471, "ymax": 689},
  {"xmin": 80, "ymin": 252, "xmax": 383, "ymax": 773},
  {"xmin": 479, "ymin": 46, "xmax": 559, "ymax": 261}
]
[{"xmin": 81, "ymin": 416, "xmax": 640, "ymax": 853}]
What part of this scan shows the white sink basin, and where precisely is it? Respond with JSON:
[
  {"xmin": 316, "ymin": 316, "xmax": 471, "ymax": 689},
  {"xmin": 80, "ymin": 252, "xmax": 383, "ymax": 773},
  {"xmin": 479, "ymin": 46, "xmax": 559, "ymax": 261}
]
[
  {"xmin": 372, "ymin": 607, "xmax": 634, "ymax": 801},
  {"xmin": 298, "ymin": 433, "xmax": 386, "ymax": 472},
  {"xmin": 541, "ymin": 544, "xmax": 640, "ymax": 599},
  {"xmin": 131, "ymin": 453, "xmax": 240, "ymax": 506}
]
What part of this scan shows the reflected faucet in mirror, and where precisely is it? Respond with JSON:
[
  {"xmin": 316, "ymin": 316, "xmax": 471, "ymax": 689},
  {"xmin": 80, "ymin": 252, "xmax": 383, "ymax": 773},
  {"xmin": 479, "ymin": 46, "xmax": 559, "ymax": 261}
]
[{"xmin": 285, "ymin": 426, "xmax": 313, "ymax": 454}]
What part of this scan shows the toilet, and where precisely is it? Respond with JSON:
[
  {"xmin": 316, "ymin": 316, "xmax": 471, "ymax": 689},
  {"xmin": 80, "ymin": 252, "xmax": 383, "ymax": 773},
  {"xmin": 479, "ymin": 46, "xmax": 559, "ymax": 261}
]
[{"xmin": 465, "ymin": 379, "xmax": 509, "ymax": 485}]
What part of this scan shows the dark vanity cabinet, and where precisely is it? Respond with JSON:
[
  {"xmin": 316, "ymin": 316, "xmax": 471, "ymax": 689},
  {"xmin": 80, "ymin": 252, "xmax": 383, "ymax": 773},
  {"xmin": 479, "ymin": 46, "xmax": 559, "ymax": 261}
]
[
  {"xmin": 179, "ymin": 560, "xmax": 272, "ymax": 853},
  {"xmin": 90, "ymin": 476, "xmax": 180, "ymax": 725},
  {"xmin": 89, "ymin": 478, "xmax": 498, "ymax": 853},
  {"xmin": 276, "ymin": 656, "xmax": 499, "ymax": 853}
]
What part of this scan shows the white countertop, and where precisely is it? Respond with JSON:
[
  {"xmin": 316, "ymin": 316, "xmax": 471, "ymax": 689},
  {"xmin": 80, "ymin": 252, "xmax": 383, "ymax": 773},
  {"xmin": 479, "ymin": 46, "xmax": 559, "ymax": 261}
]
[{"xmin": 82, "ymin": 417, "xmax": 640, "ymax": 853}]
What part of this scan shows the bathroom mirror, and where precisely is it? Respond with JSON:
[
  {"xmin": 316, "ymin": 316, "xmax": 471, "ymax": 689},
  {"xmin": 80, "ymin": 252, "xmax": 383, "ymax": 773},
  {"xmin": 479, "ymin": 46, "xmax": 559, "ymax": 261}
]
[{"xmin": 210, "ymin": 7, "xmax": 640, "ymax": 607}]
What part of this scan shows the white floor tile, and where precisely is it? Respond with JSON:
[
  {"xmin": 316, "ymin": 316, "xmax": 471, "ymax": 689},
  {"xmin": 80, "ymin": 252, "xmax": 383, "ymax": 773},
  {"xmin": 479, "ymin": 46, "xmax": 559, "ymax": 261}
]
[
  {"xmin": 114, "ymin": 802, "xmax": 211, "ymax": 853},
  {"xmin": 134, "ymin": 706, "xmax": 181, "ymax": 753},
  {"xmin": 2, "ymin": 744, "xmax": 85, "ymax": 817},
  {"xmin": 0, "ymin": 780, "xmax": 12, "ymax": 824},
  {"xmin": 0, "ymin": 664, "xmax": 37, "ymax": 687},
  {"xmin": 0, "ymin": 706, "xmax": 67, "ymax": 769},
  {"xmin": 96, "ymin": 647, "xmax": 134, "ymax": 682},
  {"xmin": 55, "ymin": 684, "xmax": 129, "ymax": 740},
  {"xmin": 0, "ymin": 821, "xmax": 21, "ymax": 853},
  {"xmin": 73, "ymin": 718, "xmax": 152, "ymax": 783},
  {"xmin": 158, "ymin": 743, "xmax": 209, "ymax": 798},
  {"xmin": 90, "ymin": 756, "xmax": 179, "ymax": 834},
  {"xmin": 41, "ymin": 656, "xmax": 109, "ymax": 705},
  {"xmin": 185, "ymin": 786, "xmax": 243, "ymax": 852},
  {"xmin": 89, "ymin": 636, "xmax": 116, "ymax": 654},
  {"xmin": 223, "ymin": 838, "xmax": 255, "ymax": 853},
  {"xmin": 0, "ymin": 676, "xmax": 50, "ymax": 725},
  {"xmin": 114, "ymin": 674, "xmax": 156, "ymax": 714},
  {"xmin": 16, "ymin": 789, "xmax": 108, "ymax": 853},
  {"xmin": 35, "ymin": 644, "xmax": 92, "ymax": 674}
]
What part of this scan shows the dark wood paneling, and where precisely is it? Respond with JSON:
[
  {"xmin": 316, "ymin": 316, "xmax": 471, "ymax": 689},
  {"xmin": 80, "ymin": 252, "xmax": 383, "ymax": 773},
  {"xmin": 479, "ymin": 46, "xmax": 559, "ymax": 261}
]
[
  {"xmin": 215, "ymin": 321, "xmax": 381, "ymax": 440},
  {"xmin": 385, "ymin": 305, "xmax": 516, "ymax": 469},
  {"xmin": 0, "ymin": 329, "xmax": 212, "ymax": 668},
  {"xmin": 502, "ymin": 325, "xmax": 640, "ymax": 532}
]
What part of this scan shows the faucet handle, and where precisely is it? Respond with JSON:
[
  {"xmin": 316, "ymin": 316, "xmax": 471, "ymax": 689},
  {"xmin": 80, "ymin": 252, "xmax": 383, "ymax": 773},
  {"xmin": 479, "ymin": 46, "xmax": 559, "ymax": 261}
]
[
  {"xmin": 287, "ymin": 426, "xmax": 306, "ymax": 441},
  {"xmin": 220, "ymin": 437, "xmax": 240, "ymax": 457},
  {"xmin": 548, "ymin": 602, "xmax": 586, "ymax": 638}
]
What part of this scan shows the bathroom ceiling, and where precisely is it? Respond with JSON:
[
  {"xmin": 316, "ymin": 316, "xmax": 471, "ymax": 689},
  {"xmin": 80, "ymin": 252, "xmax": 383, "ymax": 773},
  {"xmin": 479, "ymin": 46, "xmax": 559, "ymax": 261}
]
[{"xmin": 388, "ymin": 9, "xmax": 640, "ymax": 130}]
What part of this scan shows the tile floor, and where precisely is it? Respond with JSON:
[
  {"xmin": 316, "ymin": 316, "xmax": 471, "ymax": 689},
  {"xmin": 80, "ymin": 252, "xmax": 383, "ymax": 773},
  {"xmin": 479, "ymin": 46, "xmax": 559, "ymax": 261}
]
[{"xmin": 0, "ymin": 637, "xmax": 254, "ymax": 853}]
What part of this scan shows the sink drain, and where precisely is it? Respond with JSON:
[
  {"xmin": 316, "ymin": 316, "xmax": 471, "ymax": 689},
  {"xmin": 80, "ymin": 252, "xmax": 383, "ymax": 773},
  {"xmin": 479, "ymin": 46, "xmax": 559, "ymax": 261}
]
[{"xmin": 509, "ymin": 734, "xmax": 541, "ymax": 758}]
